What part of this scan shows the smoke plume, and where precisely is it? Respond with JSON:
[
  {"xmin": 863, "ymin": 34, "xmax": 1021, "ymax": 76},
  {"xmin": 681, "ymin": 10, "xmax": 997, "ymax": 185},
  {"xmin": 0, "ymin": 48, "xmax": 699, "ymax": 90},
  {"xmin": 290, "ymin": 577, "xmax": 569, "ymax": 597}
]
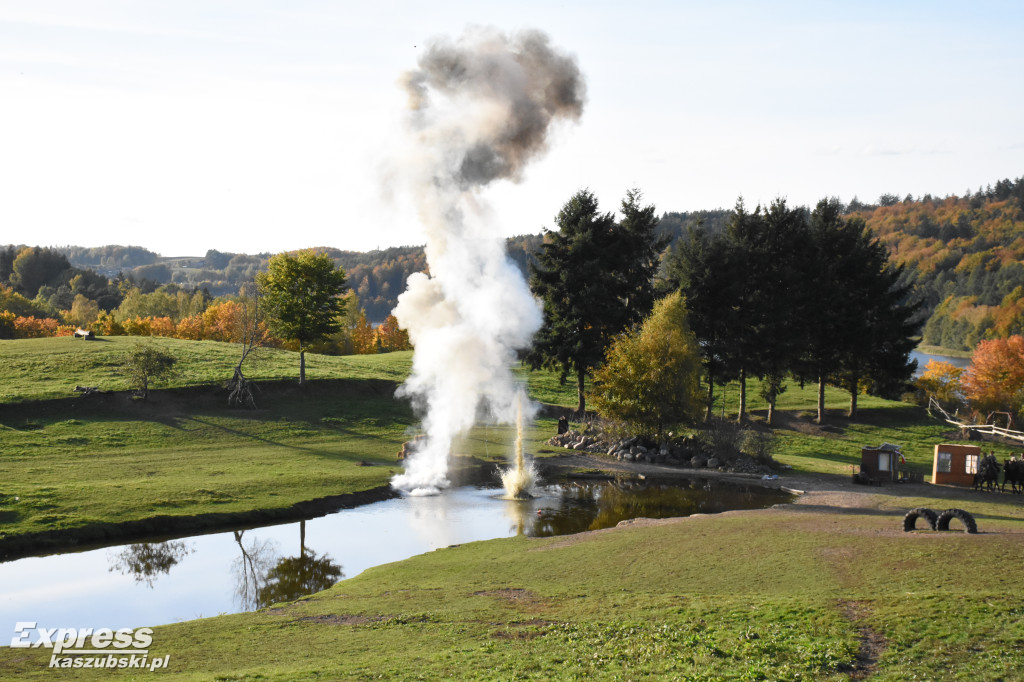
[{"xmin": 390, "ymin": 27, "xmax": 586, "ymax": 495}]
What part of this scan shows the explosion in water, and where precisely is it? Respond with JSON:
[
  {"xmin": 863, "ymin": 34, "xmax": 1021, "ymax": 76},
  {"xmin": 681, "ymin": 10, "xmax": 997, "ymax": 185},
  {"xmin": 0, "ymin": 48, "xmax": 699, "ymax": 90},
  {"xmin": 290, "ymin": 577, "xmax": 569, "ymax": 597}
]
[
  {"xmin": 389, "ymin": 28, "xmax": 585, "ymax": 496},
  {"xmin": 500, "ymin": 390, "xmax": 537, "ymax": 499}
]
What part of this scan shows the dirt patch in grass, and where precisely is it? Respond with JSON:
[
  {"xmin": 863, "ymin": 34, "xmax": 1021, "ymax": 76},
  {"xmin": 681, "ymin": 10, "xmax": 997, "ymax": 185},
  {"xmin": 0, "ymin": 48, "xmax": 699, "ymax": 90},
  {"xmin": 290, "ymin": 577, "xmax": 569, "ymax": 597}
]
[
  {"xmin": 772, "ymin": 410, "xmax": 847, "ymax": 438},
  {"xmin": 473, "ymin": 588, "xmax": 540, "ymax": 602},
  {"xmin": 473, "ymin": 588, "xmax": 550, "ymax": 614},
  {"xmin": 837, "ymin": 599, "xmax": 887, "ymax": 680},
  {"xmin": 297, "ymin": 614, "xmax": 374, "ymax": 626}
]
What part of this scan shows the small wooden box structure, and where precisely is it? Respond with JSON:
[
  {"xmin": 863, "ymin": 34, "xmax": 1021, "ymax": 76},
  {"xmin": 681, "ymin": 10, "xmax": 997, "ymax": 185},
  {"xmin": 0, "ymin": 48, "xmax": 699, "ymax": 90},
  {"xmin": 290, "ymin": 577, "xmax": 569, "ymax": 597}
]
[
  {"xmin": 860, "ymin": 443, "xmax": 905, "ymax": 482},
  {"xmin": 931, "ymin": 443, "xmax": 982, "ymax": 487}
]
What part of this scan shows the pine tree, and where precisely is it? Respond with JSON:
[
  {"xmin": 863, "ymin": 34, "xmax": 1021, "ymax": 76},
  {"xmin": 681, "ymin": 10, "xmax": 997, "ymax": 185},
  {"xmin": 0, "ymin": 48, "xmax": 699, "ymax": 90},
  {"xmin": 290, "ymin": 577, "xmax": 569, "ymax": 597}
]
[{"xmin": 528, "ymin": 189, "xmax": 665, "ymax": 415}]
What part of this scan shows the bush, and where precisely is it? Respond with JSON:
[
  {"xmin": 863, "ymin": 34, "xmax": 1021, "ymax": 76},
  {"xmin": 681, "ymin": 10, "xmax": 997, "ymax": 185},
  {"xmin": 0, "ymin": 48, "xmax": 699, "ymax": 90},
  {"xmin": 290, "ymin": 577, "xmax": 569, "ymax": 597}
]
[
  {"xmin": 121, "ymin": 344, "xmax": 176, "ymax": 400},
  {"xmin": 0, "ymin": 311, "xmax": 15, "ymax": 339},
  {"xmin": 13, "ymin": 316, "xmax": 59, "ymax": 338},
  {"xmin": 590, "ymin": 292, "xmax": 702, "ymax": 437},
  {"xmin": 741, "ymin": 429, "xmax": 777, "ymax": 466},
  {"xmin": 696, "ymin": 419, "xmax": 744, "ymax": 461}
]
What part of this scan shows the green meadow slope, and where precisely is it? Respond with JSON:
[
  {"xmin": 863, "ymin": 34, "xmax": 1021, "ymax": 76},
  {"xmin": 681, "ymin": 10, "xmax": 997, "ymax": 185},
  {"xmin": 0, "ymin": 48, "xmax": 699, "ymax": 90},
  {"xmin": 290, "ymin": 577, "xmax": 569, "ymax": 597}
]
[{"xmin": 2, "ymin": 337, "xmax": 1024, "ymax": 679}]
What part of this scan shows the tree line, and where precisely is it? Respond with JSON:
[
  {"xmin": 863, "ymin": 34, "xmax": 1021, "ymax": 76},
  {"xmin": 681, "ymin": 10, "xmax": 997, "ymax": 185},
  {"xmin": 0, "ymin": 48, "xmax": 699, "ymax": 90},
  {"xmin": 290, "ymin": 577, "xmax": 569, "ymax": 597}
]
[
  {"xmin": 844, "ymin": 177, "xmax": 1024, "ymax": 350},
  {"xmin": 526, "ymin": 189, "xmax": 921, "ymax": 434},
  {"xmin": 0, "ymin": 246, "xmax": 409, "ymax": 363},
  {"xmin": 5, "ymin": 174, "xmax": 1021, "ymax": 344}
]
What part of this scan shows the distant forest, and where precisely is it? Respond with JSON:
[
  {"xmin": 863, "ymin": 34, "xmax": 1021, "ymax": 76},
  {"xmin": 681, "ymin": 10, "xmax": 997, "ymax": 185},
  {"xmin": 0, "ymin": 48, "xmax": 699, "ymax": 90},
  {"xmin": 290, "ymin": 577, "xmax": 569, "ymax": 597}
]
[{"xmin": 2, "ymin": 175, "xmax": 1022, "ymax": 346}]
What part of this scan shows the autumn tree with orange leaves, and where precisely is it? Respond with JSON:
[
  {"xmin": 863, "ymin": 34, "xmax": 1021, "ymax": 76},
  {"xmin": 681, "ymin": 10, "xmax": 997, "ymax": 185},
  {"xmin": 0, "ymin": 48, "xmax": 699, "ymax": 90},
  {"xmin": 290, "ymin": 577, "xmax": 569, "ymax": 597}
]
[
  {"xmin": 961, "ymin": 335, "xmax": 1024, "ymax": 418},
  {"xmin": 376, "ymin": 314, "xmax": 411, "ymax": 352},
  {"xmin": 915, "ymin": 359, "xmax": 965, "ymax": 407}
]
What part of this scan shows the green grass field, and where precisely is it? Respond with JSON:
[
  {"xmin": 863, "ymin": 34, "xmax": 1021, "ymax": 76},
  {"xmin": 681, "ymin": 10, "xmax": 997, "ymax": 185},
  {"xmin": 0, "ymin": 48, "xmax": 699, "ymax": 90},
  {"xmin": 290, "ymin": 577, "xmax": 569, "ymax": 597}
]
[
  {"xmin": 2, "ymin": 337, "xmax": 1023, "ymax": 679},
  {"xmin": 3, "ymin": 499, "xmax": 1023, "ymax": 680},
  {"xmin": 0, "ymin": 339, "xmax": 570, "ymax": 548}
]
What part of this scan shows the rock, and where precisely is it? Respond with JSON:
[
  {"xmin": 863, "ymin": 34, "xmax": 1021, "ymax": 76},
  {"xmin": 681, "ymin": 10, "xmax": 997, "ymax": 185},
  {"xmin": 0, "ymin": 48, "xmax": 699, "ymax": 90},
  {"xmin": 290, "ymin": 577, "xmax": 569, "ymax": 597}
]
[{"xmin": 707, "ymin": 457, "xmax": 720, "ymax": 468}]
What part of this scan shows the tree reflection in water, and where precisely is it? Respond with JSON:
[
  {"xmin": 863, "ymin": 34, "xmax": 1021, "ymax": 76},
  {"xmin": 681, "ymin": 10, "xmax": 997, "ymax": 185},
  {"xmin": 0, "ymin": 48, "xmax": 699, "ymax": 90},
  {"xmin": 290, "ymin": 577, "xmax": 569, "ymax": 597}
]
[
  {"xmin": 232, "ymin": 530, "xmax": 278, "ymax": 610},
  {"xmin": 529, "ymin": 477, "xmax": 785, "ymax": 537},
  {"xmin": 232, "ymin": 521, "xmax": 344, "ymax": 610},
  {"xmin": 109, "ymin": 540, "xmax": 194, "ymax": 587},
  {"xmin": 257, "ymin": 520, "xmax": 343, "ymax": 608}
]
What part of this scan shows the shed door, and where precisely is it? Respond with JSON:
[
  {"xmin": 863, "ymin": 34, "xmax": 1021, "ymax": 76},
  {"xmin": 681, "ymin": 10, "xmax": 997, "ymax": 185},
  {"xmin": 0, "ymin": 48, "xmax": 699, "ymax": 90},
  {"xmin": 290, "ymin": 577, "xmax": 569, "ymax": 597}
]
[{"xmin": 878, "ymin": 453, "xmax": 890, "ymax": 471}]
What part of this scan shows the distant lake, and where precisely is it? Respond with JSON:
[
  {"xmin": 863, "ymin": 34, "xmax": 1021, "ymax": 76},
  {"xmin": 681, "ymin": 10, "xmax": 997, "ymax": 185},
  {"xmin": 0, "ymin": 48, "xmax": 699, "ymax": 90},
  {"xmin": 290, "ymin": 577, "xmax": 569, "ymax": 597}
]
[{"xmin": 911, "ymin": 350, "xmax": 970, "ymax": 376}]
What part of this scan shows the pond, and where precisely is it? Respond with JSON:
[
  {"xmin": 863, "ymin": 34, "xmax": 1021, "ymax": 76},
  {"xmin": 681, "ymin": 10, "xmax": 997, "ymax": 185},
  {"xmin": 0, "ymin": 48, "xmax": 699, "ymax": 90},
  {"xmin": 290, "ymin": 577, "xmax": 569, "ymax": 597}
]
[
  {"xmin": 0, "ymin": 475, "xmax": 791, "ymax": 631},
  {"xmin": 910, "ymin": 350, "xmax": 970, "ymax": 376}
]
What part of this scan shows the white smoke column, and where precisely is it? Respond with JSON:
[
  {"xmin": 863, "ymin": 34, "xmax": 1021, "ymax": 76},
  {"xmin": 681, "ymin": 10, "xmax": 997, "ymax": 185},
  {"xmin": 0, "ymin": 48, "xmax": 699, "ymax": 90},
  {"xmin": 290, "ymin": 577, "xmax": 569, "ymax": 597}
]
[{"xmin": 390, "ymin": 28, "xmax": 586, "ymax": 495}]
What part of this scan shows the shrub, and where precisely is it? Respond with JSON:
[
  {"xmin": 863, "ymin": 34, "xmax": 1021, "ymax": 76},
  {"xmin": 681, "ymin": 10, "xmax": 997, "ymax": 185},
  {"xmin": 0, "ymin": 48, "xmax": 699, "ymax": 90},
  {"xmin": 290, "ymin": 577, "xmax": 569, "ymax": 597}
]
[
  {"xmin": 741, "ymin": 429, "xmax": 777, "ymax": 466},
  {"xmin": 696, "ymin": 419, "xmax": 744, "ymax": 461},
  {"xmin": 13, "ymin": 316, "xmax": 59, "ymax": 338}
]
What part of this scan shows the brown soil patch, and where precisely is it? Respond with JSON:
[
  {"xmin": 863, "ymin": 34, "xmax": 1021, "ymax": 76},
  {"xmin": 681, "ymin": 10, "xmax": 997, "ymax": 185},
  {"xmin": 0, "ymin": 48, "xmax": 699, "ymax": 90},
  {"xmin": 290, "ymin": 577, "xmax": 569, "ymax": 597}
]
[
  {"xmin": 473, "ymin": 588, "xmax": 540, "ymax": 603},
  {"xmin": 837, "ymin": 599, "xmax": 887, "ymax": 680},
  {"xmin": 297, "ymin": 614, "xmax": 374, "ymax": 626},
  {"xmin": 771, "ymin": 410, "xmax": 847, "ymax": 438}
]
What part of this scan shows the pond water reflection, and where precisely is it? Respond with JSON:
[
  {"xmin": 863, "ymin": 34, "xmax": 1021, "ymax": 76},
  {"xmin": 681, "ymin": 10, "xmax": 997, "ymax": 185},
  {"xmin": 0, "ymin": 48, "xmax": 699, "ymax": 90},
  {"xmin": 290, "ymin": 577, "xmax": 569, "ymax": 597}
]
[{"xmin": 0, "ymin": 476, "xmax": 790, "ymax": 630}]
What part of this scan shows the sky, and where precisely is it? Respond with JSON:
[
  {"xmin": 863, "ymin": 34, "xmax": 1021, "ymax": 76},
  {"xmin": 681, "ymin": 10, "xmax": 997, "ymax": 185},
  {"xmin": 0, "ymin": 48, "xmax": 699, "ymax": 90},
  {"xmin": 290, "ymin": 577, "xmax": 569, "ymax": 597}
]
[{"xmin": 1, "ymin": 1, "xmax": 1021, "ymax": 256}]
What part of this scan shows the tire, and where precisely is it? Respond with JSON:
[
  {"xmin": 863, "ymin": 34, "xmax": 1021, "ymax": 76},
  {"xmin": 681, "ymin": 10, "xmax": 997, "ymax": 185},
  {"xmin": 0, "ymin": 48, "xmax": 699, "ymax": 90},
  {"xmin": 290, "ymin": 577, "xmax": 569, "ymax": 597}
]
[
  {"xmin": 903, "ymin": 507, "xmax": 938, "ymax": 531},
  {"xmin": 936, "ymin": 508, "xmax": 978, "ymax": 534}
]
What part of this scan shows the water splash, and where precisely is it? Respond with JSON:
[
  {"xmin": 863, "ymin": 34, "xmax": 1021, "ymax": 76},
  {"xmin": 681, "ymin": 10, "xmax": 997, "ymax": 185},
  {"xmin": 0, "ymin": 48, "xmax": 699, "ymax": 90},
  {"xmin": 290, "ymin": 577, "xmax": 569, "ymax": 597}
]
[{"xmin": 500, "ymin": 390, "xmax": 536, "ymax": 499}]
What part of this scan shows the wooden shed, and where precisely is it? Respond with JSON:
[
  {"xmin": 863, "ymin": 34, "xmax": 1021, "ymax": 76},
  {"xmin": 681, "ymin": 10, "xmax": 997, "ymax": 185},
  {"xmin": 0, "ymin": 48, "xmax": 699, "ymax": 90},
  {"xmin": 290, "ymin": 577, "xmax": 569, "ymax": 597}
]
[
  {"xmin": 860, "ymin": 443, "xmax": 905, "ymax": 483},
  {"xmin": 931, "ymin": 443, "xmax": 981, "ymax": 487}
]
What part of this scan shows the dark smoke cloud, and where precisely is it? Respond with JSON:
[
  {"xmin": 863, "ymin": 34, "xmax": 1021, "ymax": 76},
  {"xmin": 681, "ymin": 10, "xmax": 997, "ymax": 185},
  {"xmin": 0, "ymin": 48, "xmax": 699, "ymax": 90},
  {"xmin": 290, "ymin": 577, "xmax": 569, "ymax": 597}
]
[{"xmin": 402, "ymin": 27, "xmax": 586, "ymax": 188}]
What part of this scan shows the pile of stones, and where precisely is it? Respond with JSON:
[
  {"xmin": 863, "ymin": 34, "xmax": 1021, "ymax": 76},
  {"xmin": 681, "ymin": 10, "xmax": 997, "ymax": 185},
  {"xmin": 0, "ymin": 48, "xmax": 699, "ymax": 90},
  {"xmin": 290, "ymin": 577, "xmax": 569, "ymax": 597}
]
[
  {"xmin": 547, "ymin": 428, "xmax": 610, "ymax": 454},
  {"xmin": 547, "ymin": 426, "xmax": 775, "ymax": 475}
]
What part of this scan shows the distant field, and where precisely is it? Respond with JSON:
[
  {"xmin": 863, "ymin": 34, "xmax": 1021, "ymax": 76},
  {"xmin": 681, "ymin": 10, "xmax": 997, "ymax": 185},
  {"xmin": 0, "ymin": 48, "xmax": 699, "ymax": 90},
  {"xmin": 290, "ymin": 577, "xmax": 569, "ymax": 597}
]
[{"xmin": 0, "ymin": 337, "xmax": 413, "ymax": 404}]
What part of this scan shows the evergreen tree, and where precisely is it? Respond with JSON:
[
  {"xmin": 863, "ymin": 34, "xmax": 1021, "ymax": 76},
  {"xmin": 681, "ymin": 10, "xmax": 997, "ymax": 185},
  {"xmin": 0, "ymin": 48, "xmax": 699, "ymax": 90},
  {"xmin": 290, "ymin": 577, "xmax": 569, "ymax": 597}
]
[
  {"xmin": 748, "ymin": 199, "xmax": 808, "ymax": 425},
  {"xmin": 721, "ymin": 199, "xmax": 764, "ymax": 423},
  {"xmin": 795, "ymin": 199, "xmax": 921, "ymax": 421},
  {"xmin": 0, "ymin": 245, "xmax": 17, "ymax": 285},
  {"xmin": 835, "ymin": 227, "xmax": 921, "ymax": 416},
  {"xmin": 794, "ymin": 199, "xmax": 858, "ymax": 423},
  {"xmin": 613, "ymin": 188, "xmax": 670, "ymax": 322},
  {"xmin": 665, "ymin": 221, "xmax": 742, "ymax": 421},
  {"xmin": 528, "ymin": 189, "xmax": 665, "ymax": 415}
]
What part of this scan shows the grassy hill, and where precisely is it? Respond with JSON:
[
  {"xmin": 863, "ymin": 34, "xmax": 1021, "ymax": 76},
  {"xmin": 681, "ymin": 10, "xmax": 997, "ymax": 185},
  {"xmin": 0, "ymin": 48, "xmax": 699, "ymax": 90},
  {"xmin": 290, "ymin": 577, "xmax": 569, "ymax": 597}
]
[
  {"xmin": 0, "ymin": 336, "xmax": 412, "ymax": 404},
  {"xmin": 0, "ymin": 338, "xmax": 574, "ymax": 552},
  {"xmin": 2, "ymin": 337, "xmax": 1024, "ymax": 678}
]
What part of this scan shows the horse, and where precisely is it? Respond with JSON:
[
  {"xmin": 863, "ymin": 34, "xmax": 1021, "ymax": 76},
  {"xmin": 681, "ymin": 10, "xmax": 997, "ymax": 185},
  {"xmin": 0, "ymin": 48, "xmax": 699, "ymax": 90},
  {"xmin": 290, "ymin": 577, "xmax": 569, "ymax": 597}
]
[
  {"xmin": 1002, "ymin": 458, "xmax": 1024, "ymax": 494},
  {"xmin": 973, "ymin": 454, "xmax": 1000, "ymax": 492}
]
